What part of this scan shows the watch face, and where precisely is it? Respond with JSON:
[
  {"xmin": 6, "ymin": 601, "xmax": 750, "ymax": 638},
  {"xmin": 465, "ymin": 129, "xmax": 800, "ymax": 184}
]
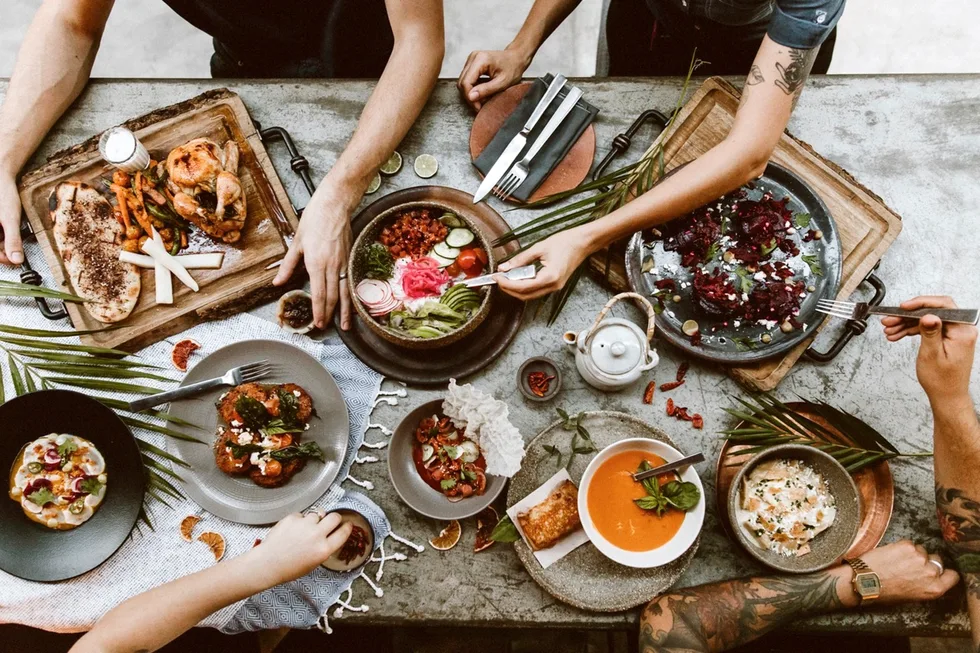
[{"xmin": 856, "ymin": 573, "xmax": 881, "ymax": 594}]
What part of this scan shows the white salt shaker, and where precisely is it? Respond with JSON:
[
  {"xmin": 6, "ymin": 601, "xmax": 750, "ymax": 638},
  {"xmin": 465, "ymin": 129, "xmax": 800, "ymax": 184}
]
[{"xmin": 98, "ymin": 126, "xmax": 150, "ymax": 173}]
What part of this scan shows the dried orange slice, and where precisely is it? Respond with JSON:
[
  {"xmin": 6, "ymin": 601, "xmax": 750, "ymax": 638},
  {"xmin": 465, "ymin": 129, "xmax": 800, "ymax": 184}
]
[
  {"xmin": 429, "ymin": 520, "xmax": 461, "ymax": 551},
  {"xmin": 198, "ymin": 531, "xmax": 226, "ymax": 561},
  {"xmin": 171, "ymin": 339, "xmax": 201, "ymax": 372},
  {"xmin": 179, "ymin": 515, "xmax": 201, "ymax": 542},
  {"xmin": 474, "ymin": 506, "xmax": 498, "ymax": 553}
]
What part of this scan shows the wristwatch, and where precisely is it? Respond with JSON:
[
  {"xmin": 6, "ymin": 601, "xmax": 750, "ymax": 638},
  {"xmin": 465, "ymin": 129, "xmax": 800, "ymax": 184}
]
[{"xmin": 843, "ymin": 557, "xmax": 881, "ymax": 604}]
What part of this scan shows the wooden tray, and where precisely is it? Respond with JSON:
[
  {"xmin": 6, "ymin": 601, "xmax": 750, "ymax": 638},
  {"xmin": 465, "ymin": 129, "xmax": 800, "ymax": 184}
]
[
  {"xmin": 335, "ymin": 186, "xmax": 525, "ymax": 386},
  {"xmin": 18, "ymin": 88, "xmax": 299, "ymax": 352},
  {"xmin": 592, "ymin": 77, "xmax": 903, "ymax": 390},
  {"xmin": 715, "ymin": 404, "xmax": 894, "ymax": 562}
]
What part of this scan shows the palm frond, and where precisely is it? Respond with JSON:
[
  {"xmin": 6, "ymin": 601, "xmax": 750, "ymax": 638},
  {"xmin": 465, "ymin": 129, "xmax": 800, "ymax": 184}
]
[
  {"xmin": 26, "ymin": 362, "xmax": 174, "ymax": 382},
  {"xmin": 0, "ymin": 324, "xmax": 116, "ymax": 338},
  {"xmin": 7, "ymin": 353, "xmax": 25, "ymax": 396},
  {"xmin": 11, "ymin": 349, "xmax": 162, "ymax": 369},
  {"xmin": 97, "ymin": 397, "xmax": 204, "ymax": 429},
  {"xmin": 121, "ymin": 416, "xmax": 204, "ymax": 443},
  {"xmin": 0, "ymin": 336, "xmax": 130, "ymax": 356},
  {"xmin": 45, "ymin": 377, "xmax": 162, "ymax": 395},
  {"xmin": 721, "ymin": 393, "xmax": 930, "ymax": 474}
]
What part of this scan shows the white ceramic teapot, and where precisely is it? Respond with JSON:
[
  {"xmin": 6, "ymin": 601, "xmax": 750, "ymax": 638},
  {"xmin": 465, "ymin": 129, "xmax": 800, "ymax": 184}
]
[{"xmin": 563, "ymin": 292, "xmax": 659, "ymax": 392}]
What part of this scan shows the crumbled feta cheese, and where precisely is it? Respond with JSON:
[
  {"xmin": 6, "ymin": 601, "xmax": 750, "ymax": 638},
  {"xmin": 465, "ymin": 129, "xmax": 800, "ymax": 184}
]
[
  {"xmin": 741, "ymin": 293, "xmax": 749, "ymax": 301},
  {"xmin": 787, "ymin": 227, "xmax": 797, "ymax": 235},
  {"xmin": 230, "ymin": 420, "xmax": 242, "ymax": 427},
  {"xmin": 293, "ymin": 390, "xmax": 301, "ymax": 397},
  {"xmin": 753, "ymin": 271, "xmax": 767, "ymax": 281},
  {"xmin": 727, "ymin": 293, "xmax": 737, "ymax": 301},
  {"xmin": 237, "ymin": 432, "xmax": 254, "ymax": 445},
  {"xmin": 249, "ymin": 452, "xmax": 261, "ymax": 465},
  {"xmin": 733, "ymin": 320, "xmax": 741, "ymax": 328},
  {"xmin": 304, "ymin": 423, "xmax": 311, "ymax": 431},
  {"xmin": 219, "ymin": 392, "xmax": 229, "ymax": 401}
]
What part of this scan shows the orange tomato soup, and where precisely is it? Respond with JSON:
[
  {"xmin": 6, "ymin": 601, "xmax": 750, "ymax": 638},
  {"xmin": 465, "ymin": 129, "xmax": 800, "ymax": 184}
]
[{"xmin": 587, "ymin": 450, "xmax": 685, "ymax": 552}]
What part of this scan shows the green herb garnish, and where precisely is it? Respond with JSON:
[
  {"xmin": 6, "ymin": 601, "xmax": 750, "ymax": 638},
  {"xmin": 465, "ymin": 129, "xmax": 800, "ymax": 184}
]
[
  {"xmin": 633, "ymin": 460, "xmax": 700, "ymax": 516},
  {"xmin": 440, "ymin": 478, "xmax": 457, "ymax": 491},
  {"xmin": 760, "ymin": 239, "xmax": 779, "ymax": 256},
  {"xmin": 364, "ymin": 243, "xmax": 395, "ymax": 280},
  {"xmin": 80, "ymin": 477, "xmax": 104, "ymax": 495},
  {"xmin": 794, "ymin": 213, "xmax": 811, "ymax": 229},
  {"xmin": 801, "ymin": 253, "xmax": 823, "ymax": 276},
  {"xmin": 234, "ymin": 395, "xmax": 271, "ymax": 430},
  {"xmin": 275, "ymin": 388, "xmax": 302, "ymax": 428},
  {"xmin": 227, "ymin": 441, "xmax": 324, "ymax": 462},
  {"xmin": 733, "ymin": 267, "xmax": 754, "ymax": 295},
  {"xmin": 27, "ymin": 487, "xmax": 57, "ymax": 506},
  {"xmin": 57, "ymin": 439, "xmax": 78, "ymax": 464},
  {"xmin": 731, "ymin": 336, "xmax": 758, "ymax": 351},
  {"xmin": 490, "ymin": 515, "xmax": 521, "ymax": 543}
]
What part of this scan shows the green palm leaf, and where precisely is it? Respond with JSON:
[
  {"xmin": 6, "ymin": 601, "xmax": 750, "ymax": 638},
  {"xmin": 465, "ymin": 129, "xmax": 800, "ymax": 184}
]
[
  {"xmin": 97, "ymin": 397, "xmax": 204, "ymax": 429},
  {"xmin": 121, "ymin": 416, "xmax": 204, "ymax": 443},
  {"xmin": 11, "ymin": 350, "xmax": 162, "ymax": 369},
  {"xmin": 26, "ymin": 362, "xmax": 173, "ymax": 382},
  {"xmin": 0, "ymin": 324, "xmax": 115, "ymax": 338},
  {"xmin": 0, "ymin": 336, "xmax": 131, "ymax": 356},
  {"xmin": 0, "ymin": 286, "xmax": 88, "ymax": 302},
  {"xmin": 45, "ymin": 377, "xmax": 162, "ymax": 395},
  {"xmin": 7, "ymin": 353, "xmax": 25, "ymax": 396}
]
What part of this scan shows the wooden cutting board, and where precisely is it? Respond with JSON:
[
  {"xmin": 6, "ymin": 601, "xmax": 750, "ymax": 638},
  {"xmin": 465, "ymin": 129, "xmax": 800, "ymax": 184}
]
[
  {"xmin": 19, "ymin": 88, "xmax": 299, "ymax": 352},
  {"xmin": 589, "ymin": 77, "xmax": 903, "ymax": 391}
]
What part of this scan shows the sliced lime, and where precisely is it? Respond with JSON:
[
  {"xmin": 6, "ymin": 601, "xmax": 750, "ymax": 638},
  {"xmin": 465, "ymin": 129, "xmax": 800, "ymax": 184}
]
[
  {"xmin": 365, "ymin": 172, "xmax": 381, "ymax": 195},
  {"xmin": 414, "ymin": 154, "xmax": 438, "ymax": 179},
  {"xmin": 380, "ymin": 151, "xmax": 402, "ymax": 175}
]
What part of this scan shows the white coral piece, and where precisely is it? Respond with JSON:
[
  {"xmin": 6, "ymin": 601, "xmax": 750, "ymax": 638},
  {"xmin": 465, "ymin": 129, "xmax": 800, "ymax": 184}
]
[{"xmin": 442, "ymin": 379, "xmax": 524, "ymax": 477}]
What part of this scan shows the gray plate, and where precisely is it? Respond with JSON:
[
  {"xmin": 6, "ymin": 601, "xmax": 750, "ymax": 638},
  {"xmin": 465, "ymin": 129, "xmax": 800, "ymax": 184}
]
[
  {"xmin": 626, "ymin": 162, "xmax": 843, "ymax": 363},
  {"xmin": 388, "ymin": 400, "xmax": 506, "ymax": 520},
  {"xmin": 166, "ymin": 340, "xmax": 349, "ymax": 525},
  {"xmin": 508, "ymin": 411, "xmax": 700, "ymax": 612},
  {"xmin": 727, "ymin": 444, "xmax": 860, "ymax": 574}
]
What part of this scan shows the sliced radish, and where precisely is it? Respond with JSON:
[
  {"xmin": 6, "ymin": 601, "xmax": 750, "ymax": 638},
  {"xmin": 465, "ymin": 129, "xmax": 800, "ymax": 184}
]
[
  {"xmin": 355, "ymin": 279, "xmax": 389, "ymax": 304},
  {"xmin": 142, "ymin": 236, "xmax": 199, "ymax": 292},
  {"xmin": 151, "ymin": 228, "xmax": 173, "ymax": 305}
]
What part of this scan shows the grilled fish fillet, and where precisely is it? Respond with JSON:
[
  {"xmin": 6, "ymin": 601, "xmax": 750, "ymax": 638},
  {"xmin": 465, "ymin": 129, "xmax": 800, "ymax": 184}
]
[
  {"xmin": 518, "ymin": 480, "xmax": 581, "ymax": 551},
  {"xmin": 49, "ymin": 182, "xmax": 140, "ymax": 323}
]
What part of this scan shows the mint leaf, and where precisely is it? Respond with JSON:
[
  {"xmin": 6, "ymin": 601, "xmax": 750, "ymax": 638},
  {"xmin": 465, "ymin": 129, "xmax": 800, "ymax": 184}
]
[{"xmin": 27, "ymin": 487, "xmax": 57, "ymax": 506}]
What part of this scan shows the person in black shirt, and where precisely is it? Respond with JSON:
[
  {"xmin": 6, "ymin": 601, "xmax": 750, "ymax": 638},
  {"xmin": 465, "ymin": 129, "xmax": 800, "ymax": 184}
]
[
  {"xmin": 456, "ymin": 0, "xmax": 846, "ymax": 302},
  {"xmin": 0, "ymin": 0, "xmax": 445, "ymax": 330}
]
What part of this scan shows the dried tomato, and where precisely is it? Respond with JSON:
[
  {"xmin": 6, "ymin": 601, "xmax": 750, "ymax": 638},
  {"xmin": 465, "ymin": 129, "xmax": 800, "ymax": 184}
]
[
  {"xmin": 642, "ymin": 381, "xmax": 655, "ymax": 404},
  {"xmin": 676, "ymin": 362, "xmax": 689, "ymax": 382},
  {"xmin": 676, "ymin": 407, "xmax": 693, "ymax": 421},
  {"xmin": 692, "ymin": 414, "xmax": 704, "ymax": 429},
  {"xmin": 665, "ymin": 398, "xmax": 676, "ymax": 416},
  {"xmin": 527, "ymin": 371, "xmax": 555, "ymax": 398},
  {"xmin": 659, "ymin": 380, "xmax": 684, "ymax": 392}
]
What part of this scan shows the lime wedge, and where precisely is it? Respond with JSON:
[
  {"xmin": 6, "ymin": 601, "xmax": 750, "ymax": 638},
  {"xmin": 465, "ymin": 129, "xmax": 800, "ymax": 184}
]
[
  {"xmin": 414, "ymin": 154, "xmax": 438, "ymax": 179},
  {"xmin": 380, "ymin": 151, "xmax": 403, "ymax": 175},
  {"xmin": 365, "ymin": 172, "xmax": 381, "ymax": 195}
]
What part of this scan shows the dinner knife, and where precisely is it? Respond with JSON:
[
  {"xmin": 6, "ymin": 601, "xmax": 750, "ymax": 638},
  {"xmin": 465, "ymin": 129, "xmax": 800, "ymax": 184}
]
[
  {"xmin": 631, "ymin": 452, "xmax": 705, "ymax": 482},
  {"xmin": 472, "ymin": 74, "xmax": 567, "ymax": 203}
]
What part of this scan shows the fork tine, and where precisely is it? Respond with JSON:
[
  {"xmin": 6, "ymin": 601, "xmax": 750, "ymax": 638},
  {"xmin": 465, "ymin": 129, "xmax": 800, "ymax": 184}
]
[
  {"xmin": 238, "ymin": 360, "xmax": 269, "ymax": 372},
  {"xmin": 817, "ymin": 299, "xmax": 853, "ymax": 308},
  {"xmin": 816, "ymin": 308, "xmax": 856, "ymax": 319},
  {"xmin": 499, "ymin": 176, "xmax": 520, "ymax": 201},
  {"xmin": 240, "ymin": 366, "xmax": 272, "ymax": 382}
]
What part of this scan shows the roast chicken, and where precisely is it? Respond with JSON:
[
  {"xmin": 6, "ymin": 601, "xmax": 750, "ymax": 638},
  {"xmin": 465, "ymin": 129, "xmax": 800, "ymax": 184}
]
[{"xmin": 166, "ymin": 138, "xmax": 247, "ymax": 243}]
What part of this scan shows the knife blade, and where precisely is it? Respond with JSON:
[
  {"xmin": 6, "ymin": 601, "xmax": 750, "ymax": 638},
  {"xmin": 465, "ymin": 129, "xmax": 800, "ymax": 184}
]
[
  {"xmin": 459, "ymin": 264, "xmax": 537, "ymax": 288},
  {"xmin": 473, "ymin": 74, "xmax": 566, "ymax": 203}
]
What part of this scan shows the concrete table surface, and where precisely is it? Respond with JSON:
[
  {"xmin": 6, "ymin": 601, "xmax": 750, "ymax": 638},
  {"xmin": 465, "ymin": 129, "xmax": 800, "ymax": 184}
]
[{"xmin": 4, "ymin": 75, "xmax": 979, "ymax": 636}]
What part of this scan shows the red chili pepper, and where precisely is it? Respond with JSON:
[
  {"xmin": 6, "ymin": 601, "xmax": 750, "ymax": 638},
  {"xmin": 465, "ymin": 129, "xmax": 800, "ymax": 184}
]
[
  {"xmin": 642, "ymin": 381, "xmax": 655, "ymax": 404},
  {"xmin": 527, "ymin": 371, "xmax": 554, "ymax": 397},
  {"xmin": 253, "ymin": 538, "xmax": 262, "ymax": 547},
  {"xmin": 659, "ymin": 379, "xmax": 685, "ymax": 392},
  {"xmin": 676, "ymin": 407, "xmax": 693, "ymax": 421},
  {"xmin": 665, "ymin": 398, "xmax": 676, "ymax": 416},
  {"xmin": 676, "ymin": 362, "xmax": 689, "ymax": 382},
  {"xmin": 692, "ymin": 414, "xmax": 704, "ymax": 429}
]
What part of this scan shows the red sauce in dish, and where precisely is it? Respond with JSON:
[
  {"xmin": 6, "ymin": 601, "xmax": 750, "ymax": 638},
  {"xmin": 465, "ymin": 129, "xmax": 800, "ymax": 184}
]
[{"xmin": 411, "ymin": 414, "xmax": 488, "ymax": 499}]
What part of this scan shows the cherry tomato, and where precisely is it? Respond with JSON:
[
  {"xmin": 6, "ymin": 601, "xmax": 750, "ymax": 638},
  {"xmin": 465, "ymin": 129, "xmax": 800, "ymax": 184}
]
[
  {"xmin": 264, "ymin": 459, "xmax": 283, "ymax": 477},
  {"xmin": 456, "ymin": 250, "xmax": 478, "ymax": 271},
  {"xmin": 446, "ymin": 262, "xmax": 461, "ymax": 277}
]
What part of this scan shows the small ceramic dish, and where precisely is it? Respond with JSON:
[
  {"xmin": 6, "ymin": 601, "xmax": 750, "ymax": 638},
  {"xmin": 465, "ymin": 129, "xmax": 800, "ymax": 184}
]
[
  {"xmin": 388, "ymin": 400, "xmax": 506, "ymax": 520},
  {"xmin": 321, "ymin": 509, "xmax": 374, "ymax": 572},
  {"xmin": 517, "ymin": 356, "xmax": 562, "ymax": 402},
  {"xmin": 578, "ymin": 438, "xmax": 705, "ymax": 569},
  {"xmin": 276, "ymin": 290, "xmax": 315, "ymax": 335},
  {"xmin": 727, "ymin": 444, "xmax": 860, "ymax": 574}
]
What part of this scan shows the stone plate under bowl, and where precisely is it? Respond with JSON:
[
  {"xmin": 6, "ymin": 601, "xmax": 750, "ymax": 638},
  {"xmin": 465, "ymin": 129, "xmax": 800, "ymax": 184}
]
[
  {"xmin": 727, "ymin": 443, "xmax": 861, "ymax": 574},
  {"xmin": 388, "ymin": 400, "xmax": 506, "ymax": 520},
  {"xmin": 517, "ymin": 356, "xmax": 562, "ymax": 402},
  {"xmin": 347, "ymin": 200, "xmax": 495, "ymax": 350}
]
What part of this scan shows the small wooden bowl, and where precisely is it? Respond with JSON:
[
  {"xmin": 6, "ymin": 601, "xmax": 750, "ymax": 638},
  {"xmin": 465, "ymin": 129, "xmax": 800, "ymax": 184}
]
[
  {"xmin": 517, "ymin": 357, "xmax": 562, "ymax": 402},
  {"xmin": 348, "ymin": 200, "xmax": 495, "ymax": 350}
]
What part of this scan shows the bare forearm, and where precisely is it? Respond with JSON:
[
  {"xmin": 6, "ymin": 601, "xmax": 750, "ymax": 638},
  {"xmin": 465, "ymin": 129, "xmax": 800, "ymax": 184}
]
[
  {"xmin": 640, "ymin": 568, "xmax": 854, "ymax": 652},
  {"xmin": 70, "ymin": 549, "xmax": 273, "ymax": 653},
  {"xmin": 507, "ymin": 0, "xmax": 582, "ymax": 65},
  {"xmin": 0, "ymin": 0, "xmax": 111, "ymax": 175},
  {"xmin": 322, "ymin": 27, "xmax": 442, "ymax": 209}
]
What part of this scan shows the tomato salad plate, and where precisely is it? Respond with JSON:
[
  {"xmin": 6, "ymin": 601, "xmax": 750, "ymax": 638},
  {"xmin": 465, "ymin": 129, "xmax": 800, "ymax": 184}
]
[
  {"xmin": 0, "ymin": 390, "xmax": 144, "ymax": 581},
  {"xmin": 626, "ymin": 162, "xmax": 842, "ymax": 363},
  {"xmin": 165, "ymin": 340, "xmax": 349, "ymax": 525}
]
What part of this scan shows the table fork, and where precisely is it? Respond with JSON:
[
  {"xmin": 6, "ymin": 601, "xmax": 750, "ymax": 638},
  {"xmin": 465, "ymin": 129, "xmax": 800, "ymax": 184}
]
[
  {"xmin": 493, "ymin": 86, "xmax": 584, "ymax": 202},
  {"xmin": 817, "ymin": 299, "xmax": 979, "ymax": 325},
  {"xmin": 128, "ymin": 360, "xmax": 273, "ymax": 412}
]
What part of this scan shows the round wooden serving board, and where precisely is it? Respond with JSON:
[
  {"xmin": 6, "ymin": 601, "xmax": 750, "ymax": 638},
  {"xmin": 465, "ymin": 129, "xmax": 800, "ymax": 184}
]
[
  {"xmin": 508, "ymin": 411, "xmax": 699, "ymax": 612},
  {"xmin": 469, "ymin": 82, "xmax": 596, "ymax": 204},
  {"xmin": 715, "ymin": 404, "xmax": 894, "ymax": 562}
]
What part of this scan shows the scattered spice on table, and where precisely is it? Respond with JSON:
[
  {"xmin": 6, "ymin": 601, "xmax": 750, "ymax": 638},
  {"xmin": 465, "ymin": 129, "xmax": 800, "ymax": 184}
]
[
  {"xmin": 643, "ymin": 381, "xmax": 655, "ymax": 404},
  {"xmin": 676, "ymin": 362, "xmax": 689, "ymax": 382},
  {"xmin": 666, "ymin": 398, "xmax": 676, "ymax": 416},
  {"xmin": 527, "ymin": 371, "xmax": 556, "ymax": 397},
  {"xmin": 338, "ymin": 524, "xmax": 370, "ymax": 564},
  {"xmin": 660, "ymin": 379, "xmax": 684, "ymax": 392},
  {"xmin": 665, "ymin": 398, "xmax": 704, "ymax": 429},
  {"xmin": 692, "ymin": 414, "xmax": 704, "ymax": 429}
]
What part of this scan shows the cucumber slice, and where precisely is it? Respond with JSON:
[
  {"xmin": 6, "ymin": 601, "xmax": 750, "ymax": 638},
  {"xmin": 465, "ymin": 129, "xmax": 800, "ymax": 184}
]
[
  {"xmin": 445, "ymin": 228, "xmax": 475, "ymax": 248},
  {"xmin": 429, "ymin": 252, "xmax": 456, "ymax": 267},
  {"xmin": 439, "ymin": 212, "xmax": 464, "ymax": 228},
  {"xmin": 433, "ymin": 242, "xmax": 460, "ymax": 259}
]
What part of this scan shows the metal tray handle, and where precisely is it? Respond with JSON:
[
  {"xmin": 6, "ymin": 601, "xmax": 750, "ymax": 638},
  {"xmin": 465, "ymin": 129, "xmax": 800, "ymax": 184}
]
[{"xmin": 804, "ymin": 264, "xmax": 887, "ymax": 362}]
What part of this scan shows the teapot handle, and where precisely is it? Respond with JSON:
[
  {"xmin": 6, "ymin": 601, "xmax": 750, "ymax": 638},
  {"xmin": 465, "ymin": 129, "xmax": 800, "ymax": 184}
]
[{"xmin": 587, "ymin": 292, "xmax": 657, "ymax": 343}]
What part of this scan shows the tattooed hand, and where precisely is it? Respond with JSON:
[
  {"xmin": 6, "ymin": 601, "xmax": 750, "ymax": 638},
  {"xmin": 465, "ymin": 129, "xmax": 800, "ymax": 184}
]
[{"xmin": 639, "ymin": 540, "xmax": 957, "ymax": 653}]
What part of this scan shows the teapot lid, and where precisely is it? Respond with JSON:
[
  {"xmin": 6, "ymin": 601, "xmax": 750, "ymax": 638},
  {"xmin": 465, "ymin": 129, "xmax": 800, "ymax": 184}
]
[{"xmin": 587, "ymin": 321, "xmax": 644, "ymax": 376}]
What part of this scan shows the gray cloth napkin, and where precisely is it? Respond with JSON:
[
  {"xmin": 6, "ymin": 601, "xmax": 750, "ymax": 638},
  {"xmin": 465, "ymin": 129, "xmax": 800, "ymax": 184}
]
[{"xmin": 474, "ymin": 74, "xmax": 599, "ymax": 202}]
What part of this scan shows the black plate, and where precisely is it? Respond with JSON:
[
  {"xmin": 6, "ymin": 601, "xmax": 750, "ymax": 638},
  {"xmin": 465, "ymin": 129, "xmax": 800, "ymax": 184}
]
[
  {"xmin": 0, "ymin": 390, "xmax": 144, "ymax": 581},
  {"xmin": 626, "ymin": 162, "xmax": 842, "ymax": 364},
  {"xmin": 336, "ymin": 186, "xmax": 525, "ymax": 386}
]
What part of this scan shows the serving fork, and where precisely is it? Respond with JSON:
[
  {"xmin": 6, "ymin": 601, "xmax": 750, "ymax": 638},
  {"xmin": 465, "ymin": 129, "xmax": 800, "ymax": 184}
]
[
  {"xmin": 493, "ymin": 86, "xmax": 585, "ymax": 202},
  {"xmin": 128, "ymin": 360, "xmax": 273, "ymax": 412},
  {"xmin": 816, "ymin": 299, "xmax": 980, "ymax": 325}
]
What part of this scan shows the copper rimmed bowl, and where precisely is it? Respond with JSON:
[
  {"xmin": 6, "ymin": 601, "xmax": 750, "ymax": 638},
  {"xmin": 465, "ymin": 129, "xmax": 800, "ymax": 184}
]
[{"xmin": 348, "ymin": 200, "xmax": 495, "ymax": 350}]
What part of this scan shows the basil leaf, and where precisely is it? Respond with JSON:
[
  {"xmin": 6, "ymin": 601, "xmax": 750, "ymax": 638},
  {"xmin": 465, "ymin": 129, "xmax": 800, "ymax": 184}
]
[
  {"xmin": 234, "ymin": 395, "xmax": 271, "ymax": 430},
  {"xmin": 634, "ymin": 495, "xmax": 668, "ymax": 516},
  {"xmin": 636, "ymin": 460, "xmax": 662, "ymax": 498},
  {"xmin": 275, "ymin": 389, "xmax": 302, "ymax": 428},
  {"xmin": 490, "ymin": 515, "xmax": 521, "ymax": 543},
  {"xmin": 662, "ymin": 480, "xmax": 701, "ymax": 511},
  {"xmin": 542, "ymin": 444, "xmax": 560, "ymax": 455},
  {"xmin": 270, "ymin": 442, "xmax": 324, "ymax": 462}
]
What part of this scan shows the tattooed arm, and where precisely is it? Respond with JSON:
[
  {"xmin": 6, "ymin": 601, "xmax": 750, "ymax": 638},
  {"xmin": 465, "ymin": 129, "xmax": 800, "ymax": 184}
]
[
  {"xmin": 495, "ymin": 36, "xmax": 823, "ymax": 300},
  {"xmin": 883, "ymin": 296, "xmax": 980, "ymax": 646},
  {"xmin": 639, "ymin": 540, "xmax": 958, "ymax": 652}
]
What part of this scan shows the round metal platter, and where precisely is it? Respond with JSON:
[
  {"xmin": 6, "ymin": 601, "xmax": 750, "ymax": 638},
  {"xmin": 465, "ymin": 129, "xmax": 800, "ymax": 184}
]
[{"xmin": 626, "ymin": 162, "xmax": 842, "ymax": 363}]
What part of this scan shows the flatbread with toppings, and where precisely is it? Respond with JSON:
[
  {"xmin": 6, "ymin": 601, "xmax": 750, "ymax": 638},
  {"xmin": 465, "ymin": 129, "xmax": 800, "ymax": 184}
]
[{"xmin": 49, "ymin": 181, "xmax": 140, "ymax": 323}]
